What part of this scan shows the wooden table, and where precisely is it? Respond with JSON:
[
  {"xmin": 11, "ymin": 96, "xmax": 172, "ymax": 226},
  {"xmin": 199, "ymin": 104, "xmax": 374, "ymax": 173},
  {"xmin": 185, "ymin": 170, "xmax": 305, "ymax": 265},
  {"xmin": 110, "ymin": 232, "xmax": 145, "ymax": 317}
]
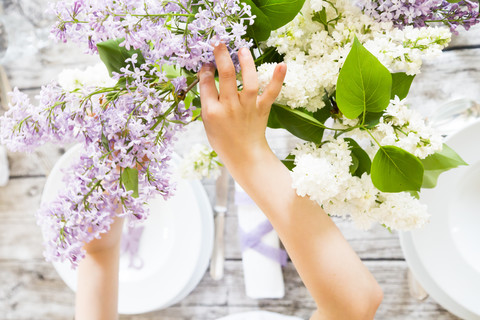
[{"xmin": 1, "ymin": 4, "xmax": 480, "ymax": 318}]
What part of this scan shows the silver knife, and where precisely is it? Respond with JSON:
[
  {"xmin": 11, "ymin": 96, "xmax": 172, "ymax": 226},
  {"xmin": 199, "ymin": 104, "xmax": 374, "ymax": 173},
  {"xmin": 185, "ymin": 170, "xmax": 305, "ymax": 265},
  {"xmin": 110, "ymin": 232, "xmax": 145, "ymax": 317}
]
[{"xmin": 209, "ymin": 165, "xmax": 229, "ymax": 280}]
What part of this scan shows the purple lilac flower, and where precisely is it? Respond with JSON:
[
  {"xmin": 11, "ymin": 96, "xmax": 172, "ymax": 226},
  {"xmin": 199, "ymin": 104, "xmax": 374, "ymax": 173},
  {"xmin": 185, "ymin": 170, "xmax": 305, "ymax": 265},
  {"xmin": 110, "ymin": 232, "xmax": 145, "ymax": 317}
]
[
  {"xmin": 358, "ymin": 0, "xmax": 480, "ymax": 33},
  {"xmin": 49, "ymin": 0, "xmax": 254, "ymax": 71},
  {"xmin": 1, "ymin": 0, "xmax": 253, "ymax": 267}
]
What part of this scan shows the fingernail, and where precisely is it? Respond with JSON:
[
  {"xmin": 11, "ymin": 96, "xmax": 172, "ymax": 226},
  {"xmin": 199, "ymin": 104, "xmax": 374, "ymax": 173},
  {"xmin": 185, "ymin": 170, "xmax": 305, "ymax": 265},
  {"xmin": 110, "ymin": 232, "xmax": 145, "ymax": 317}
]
[
  {"xmin": 202, "ymin": 63, "xmax": 215, "ymax": 70},
  {"xmin": 239, "ymin": 48, "xmax": 249, "ymax": 57},
  {"xmin": 199, "ymin": 63, "xmax": 215, "ymax": 79}
]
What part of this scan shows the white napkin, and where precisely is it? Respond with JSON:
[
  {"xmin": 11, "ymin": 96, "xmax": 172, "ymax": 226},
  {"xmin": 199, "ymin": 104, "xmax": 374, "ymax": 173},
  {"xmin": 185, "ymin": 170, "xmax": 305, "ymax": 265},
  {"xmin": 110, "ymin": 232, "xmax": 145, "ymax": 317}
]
[
  {"xmin": 235, "ymin": 182, "xmax": 286, "ymax": 299},
  {"xmin": 217, "ymin": 311, "xmax": 303, "ymax": 320},
  {"xmin": 0, "ymin": 146, "xmax": 9, "ymax": 186}
]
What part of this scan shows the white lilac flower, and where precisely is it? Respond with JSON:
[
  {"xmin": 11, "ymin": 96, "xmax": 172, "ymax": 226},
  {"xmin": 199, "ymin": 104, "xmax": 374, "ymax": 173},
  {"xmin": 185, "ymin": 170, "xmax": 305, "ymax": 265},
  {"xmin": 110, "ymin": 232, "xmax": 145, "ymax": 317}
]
[
  {"xmin": 58, "ymin": 63, "xmax": 116, "ymax": 91},
  {"xmin": 291, "ymin": 138, "xmax": 353, "ymax": 204},
  {"xmin": 258, "ymin": 0, "xmax": 451, "ymax": 111},
  {"xmin": 180, "ymin": 144, "xmax": 222, "ymax": 180},
  {"xmin": 290, "ymin": 137, "xmax": 430, "ymax": 231},
  {"xmin": 373, "ymin": 97, "xmax": 443, "ymax": 159},
  {"xmin": 372, "ymin": 192, "xmax": 430, "ymax": 230}
]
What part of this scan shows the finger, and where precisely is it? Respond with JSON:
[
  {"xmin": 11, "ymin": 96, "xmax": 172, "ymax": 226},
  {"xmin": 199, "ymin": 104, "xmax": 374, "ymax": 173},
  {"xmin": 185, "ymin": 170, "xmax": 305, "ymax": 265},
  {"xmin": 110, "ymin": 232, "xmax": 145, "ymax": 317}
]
[
  {"xmin": 258, "ymin": 63, "xmax": 287, "ymax": 110},
  {"xmin": 213, "ymin": 43, "xmax": 238, "ymax": 100},
  {"xmin": 199, "ymin": 63, "xmax": 219, "ymax": 109},
  {"xmin": 238, "ymin": 47, "xmax": 258, "ymax": 101}
]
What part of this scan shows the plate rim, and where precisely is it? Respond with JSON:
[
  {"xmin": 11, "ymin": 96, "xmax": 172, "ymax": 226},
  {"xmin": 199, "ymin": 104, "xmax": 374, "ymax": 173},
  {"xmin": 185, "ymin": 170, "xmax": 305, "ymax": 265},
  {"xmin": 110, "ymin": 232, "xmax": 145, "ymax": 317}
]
[
  {"xmin": 400, "ymin": 118, "xmax": 480, "ymax": 319},
  {"xmin": 399, "ymin": 231, "xmax": 480, "ymax": 320}
]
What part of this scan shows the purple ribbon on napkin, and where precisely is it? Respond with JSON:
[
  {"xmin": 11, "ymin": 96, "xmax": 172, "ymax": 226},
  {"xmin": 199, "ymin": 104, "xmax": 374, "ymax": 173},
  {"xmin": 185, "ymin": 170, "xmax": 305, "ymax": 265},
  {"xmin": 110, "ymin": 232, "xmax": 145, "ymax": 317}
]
[
  {"xmin": 121, "ymin": 225, "xmax": 145, "ymax": 269},
  {"xmin": 239, "ymin": 219, "xmax": 288, "ymax": 267}
]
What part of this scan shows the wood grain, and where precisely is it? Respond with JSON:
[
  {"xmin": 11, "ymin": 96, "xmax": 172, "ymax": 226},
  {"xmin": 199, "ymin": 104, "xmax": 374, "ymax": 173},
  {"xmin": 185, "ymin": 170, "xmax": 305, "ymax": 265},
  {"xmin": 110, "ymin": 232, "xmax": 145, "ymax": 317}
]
[{"xmin": 0, "ymin": 259, "xmax": 460, "ymax": 320}]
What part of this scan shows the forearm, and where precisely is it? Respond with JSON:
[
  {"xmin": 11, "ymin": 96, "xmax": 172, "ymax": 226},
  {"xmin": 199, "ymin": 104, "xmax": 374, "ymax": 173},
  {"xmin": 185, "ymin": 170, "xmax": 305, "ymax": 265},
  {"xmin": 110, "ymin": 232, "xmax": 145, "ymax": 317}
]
[
  {"xmin": 223, "ymin": 146, "xmax": 383, "ymax": 319},
  {"xmin": 75, "ymin": 245, "xmax": 121, "ymax": 320},
  {"xmin": 199, "ymin": 43, "xmax": 382, "ymax": 319}
]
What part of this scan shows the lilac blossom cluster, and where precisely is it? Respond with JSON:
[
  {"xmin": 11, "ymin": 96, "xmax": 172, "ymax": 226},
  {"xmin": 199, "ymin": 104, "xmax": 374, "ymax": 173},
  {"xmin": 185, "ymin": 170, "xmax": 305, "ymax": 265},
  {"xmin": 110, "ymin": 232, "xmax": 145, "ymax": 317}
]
[
  {"xmin": 1, "ymin": 61, "xmax": 187, "ymax": 266},
  {"xmin": 50, "ymin": 0, "xmax": 254, "ymax": 71},
  {"xmin": 0, "ymin": 0, "xmax": 253, "ymax": 267},
  {"xmin": 358, "ymin": 0, "xmax": 480, "ymax": 32}
]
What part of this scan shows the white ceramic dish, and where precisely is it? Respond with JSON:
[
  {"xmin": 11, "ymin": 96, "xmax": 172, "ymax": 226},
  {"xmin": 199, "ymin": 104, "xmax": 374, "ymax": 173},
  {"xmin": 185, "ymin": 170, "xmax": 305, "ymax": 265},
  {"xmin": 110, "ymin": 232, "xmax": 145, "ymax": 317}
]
[
  {"xmin": 400, "ymin": 232, "xmax": 480, "ymax": 320},
  {"xmin": 166, "ymin": 178, "xmax": 214, "ymax": 307},
  {"xmin": 216, "ymin": 311, "xmax": 303, "ymax": 320},
  {"xmin": 41, "ymin": 145, "xmax": 213, "ymax": 314},
  {"xmin": 400, "ymin": 119, "xmax": 480, "ymax": 319}
]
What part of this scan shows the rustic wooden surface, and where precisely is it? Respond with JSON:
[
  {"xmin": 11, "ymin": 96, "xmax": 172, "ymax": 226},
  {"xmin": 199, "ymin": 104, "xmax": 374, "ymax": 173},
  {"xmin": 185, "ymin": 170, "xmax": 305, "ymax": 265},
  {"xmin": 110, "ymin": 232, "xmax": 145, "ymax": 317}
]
[{"xmin": 1, "ymin": 5, "xmax": 479, "ymax": 319}]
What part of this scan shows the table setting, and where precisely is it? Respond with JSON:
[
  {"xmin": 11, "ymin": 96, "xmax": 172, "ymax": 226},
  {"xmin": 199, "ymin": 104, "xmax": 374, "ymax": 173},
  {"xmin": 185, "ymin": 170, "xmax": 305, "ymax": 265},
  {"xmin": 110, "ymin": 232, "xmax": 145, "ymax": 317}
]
[{"xmin": 1, "ymin": 0, "xmax": 480, "ymax": 319}]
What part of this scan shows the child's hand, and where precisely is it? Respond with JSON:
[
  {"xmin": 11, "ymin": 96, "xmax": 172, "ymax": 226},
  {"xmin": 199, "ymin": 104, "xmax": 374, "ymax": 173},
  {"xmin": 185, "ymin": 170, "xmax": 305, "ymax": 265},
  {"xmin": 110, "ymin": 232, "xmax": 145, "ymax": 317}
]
[{"xmin": 199, "ymin": 44, "xmax": 286, "ymax": 167}]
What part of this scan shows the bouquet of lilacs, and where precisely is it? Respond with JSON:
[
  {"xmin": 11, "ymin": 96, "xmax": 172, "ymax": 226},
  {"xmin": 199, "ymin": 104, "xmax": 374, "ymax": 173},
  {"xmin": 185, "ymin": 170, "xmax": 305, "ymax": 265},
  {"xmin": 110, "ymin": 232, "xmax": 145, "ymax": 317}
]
[
  {"xmin": 0, "ymin": 0, "xmax": 477, "ymax": 267},
  {"xmin": 253, "ymin": 0, "xmax": 477, "ymax": 230},
  {"xmin": 0, "ymin": 0, "xmax": 304, "ymax": 267}
]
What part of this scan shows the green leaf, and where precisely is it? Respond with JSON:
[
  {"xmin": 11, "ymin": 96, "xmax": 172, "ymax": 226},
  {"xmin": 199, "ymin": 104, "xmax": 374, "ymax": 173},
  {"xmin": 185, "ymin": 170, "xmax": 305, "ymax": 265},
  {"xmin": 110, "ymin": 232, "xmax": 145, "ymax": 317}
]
[
  {"xmin": 101, "ymin": 132, "xmax": 110, "ymax": 151},
  {"xmin": 409, "ymin": 191, "xmax": 420, "ymax": 199},
  {"xmin": 336, "ymin": 37, "xmax": 392, "ymax": 119},
  {"xmin": 184, "ymin": 92, "xmax": 195, "ymax": 109},
  {"xmin": 311, "ymin": 8, "xmax": 328, "ymax": 30},
  {"xmin": 421, "ymin": 143, "xmax": 467, "ymax": 188},
  {"xmin": 391, "ymin": 73, "xmax": 415, "ymax": 100},
  {"xmin": 191, "ymin": 97, "xmax": 202, "ymax": 120},
  {"xmin": 253, "ymin": 0, "xmax": 306, "ymax": 30},
  {"xmin": 313, "ymin": 100, "xmax": 333, "ymax": 123},
  {"xmin": 349, "ymin": 153, "xmax": 359, "ymax": 175},
  {"xmin": 344, "ymin": 138, "xmax": 371, "ymax": 177},
  {"xmin": 381, "ymin": 224, "xmax": 393, "ymax": 233},
  {"xmin": 421, "ymin": 143, "xmax": 467, "ymax": 170},
  {"xmin": 121, "ymin": 167, "xmax": 139, "ymax": 198},
  {"xmin": 97, "ymin": 38, "xmax": 146, "ymax": 76},
  {"xmin": 422, "ymin": 169, "xmax": 445, "ymax": 189},
  {"xmin": 371, "ymin": 145, "xmax": 424, "ymax": 192},
  {"xmin": 241, "ymin": 0, "xmax": 272, "ymax": 42},
  {"xmin": 254, "ymin": 46, "xmax": 285, "ymax": 66},
  {"xmin": 267, "ymin": 103, "xmax": 329, "ymax": 144},
  {"xmin": 281, "ymin": 154, "xmax": 296, "ymax": 171},
  {"xmin": 362, "ymin": 111, "xmax": 384, "ymax": 129},
  {"xmin": 162, "ymin": 64, "xmax": 181, "ymax": 78}
]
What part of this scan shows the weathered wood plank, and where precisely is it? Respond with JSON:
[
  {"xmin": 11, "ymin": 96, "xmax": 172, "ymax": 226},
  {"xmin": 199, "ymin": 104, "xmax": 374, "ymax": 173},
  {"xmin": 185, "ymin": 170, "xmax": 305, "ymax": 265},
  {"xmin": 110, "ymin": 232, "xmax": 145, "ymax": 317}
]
[
  {"xmin": 2, "ymin": 24, "xmax": 479, "ymax": 90},
  {"xmin": 4, "ymin": 42, "xmax": 98, "ymax": 90},
  {"xmin": 408, "ymin": 48, "xmax": 480, "ymax": 117},
  {"xmin": 449, "ymin": 25, "xmax": 480, "ymax": 48},
  {"xmin": 0, "ymin": 260, "xmax": 459, "ymax": 320}
]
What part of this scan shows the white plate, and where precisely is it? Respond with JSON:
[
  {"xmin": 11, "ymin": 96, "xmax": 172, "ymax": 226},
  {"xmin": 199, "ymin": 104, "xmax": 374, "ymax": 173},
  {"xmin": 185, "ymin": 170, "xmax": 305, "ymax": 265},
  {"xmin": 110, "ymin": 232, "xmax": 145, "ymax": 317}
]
[
  {"xmin": 400, "ymin": 232, "xmax": 480, "ymax": 320},
  {"xmin": 166, "ymin": 178, "xmax": 214, "ymax": 306},
  {"xmin": 41, "ymin": 145, "xmax": 213, "ymax": 314},
  {"xmin": 400, "ymin": 119, "xmax": 480, "ymax": 319},
  {"xmin": 216, "ymin": 311, "xmax": 303, "ymax": 320}
]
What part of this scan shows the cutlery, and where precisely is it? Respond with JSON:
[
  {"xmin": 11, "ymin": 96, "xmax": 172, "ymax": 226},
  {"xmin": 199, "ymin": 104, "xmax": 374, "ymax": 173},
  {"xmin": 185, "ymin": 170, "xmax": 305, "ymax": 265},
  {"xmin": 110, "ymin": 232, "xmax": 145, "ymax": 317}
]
[
  {"xmin": 408, "ymin": 269, "xmax": 429, "ymax": 301},
  {"xmin": 209, "ymin": 166, "xmax": 229, "ymax": 280}
]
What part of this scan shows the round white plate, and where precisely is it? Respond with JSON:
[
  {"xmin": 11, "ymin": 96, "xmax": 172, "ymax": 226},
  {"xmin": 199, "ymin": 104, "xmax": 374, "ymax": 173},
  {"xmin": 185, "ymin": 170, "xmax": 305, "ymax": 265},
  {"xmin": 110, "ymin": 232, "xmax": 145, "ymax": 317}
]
[
  {"xmin": 41, "ymin": 145, "xmax": 213, "ymax": 314},
  {"xmin": 166, "ymin": 178, "xmax": 214, "ymax": 307},
  {"xmin": 400, "ymin": 119, "xmax": 480, "ymax": 319},
  {"xmin": 216, "ymin": 311, "xmax": 303, "ymax": 320},
  {"xmin": 400, "ymin": 232, "xmax": 480, "ymax": 320}
]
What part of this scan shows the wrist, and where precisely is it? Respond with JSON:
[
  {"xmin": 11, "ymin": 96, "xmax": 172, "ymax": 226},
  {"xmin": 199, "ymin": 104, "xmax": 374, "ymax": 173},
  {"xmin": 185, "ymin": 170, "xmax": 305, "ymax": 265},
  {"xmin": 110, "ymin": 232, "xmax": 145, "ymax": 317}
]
[{"xmin": 221, "ymin": 140, "xmax": 280, "ymax": 183}]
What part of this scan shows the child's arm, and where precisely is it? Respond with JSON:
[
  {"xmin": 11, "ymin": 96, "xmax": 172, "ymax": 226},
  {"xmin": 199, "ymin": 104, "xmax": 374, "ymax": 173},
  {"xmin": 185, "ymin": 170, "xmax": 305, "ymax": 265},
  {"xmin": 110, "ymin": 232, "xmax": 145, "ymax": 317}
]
[
  {"xmin": 75, "ymin": 217, "xmax": 124, "ymax": 320},
  {"xmin": 199, "ymin": 44, "xmax": 383, "ymax": 320}
]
